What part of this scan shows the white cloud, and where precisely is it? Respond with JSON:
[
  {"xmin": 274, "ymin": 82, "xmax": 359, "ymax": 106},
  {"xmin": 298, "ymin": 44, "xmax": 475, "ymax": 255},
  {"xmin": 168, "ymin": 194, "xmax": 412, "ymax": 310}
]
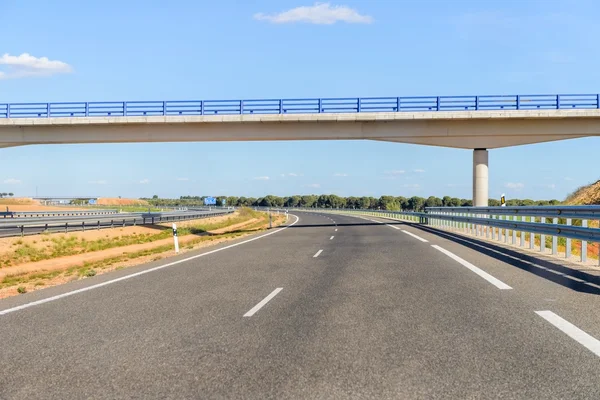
[
  {"xmin": 0, "ymin": 53, "xmax": 73, "ymax": 79},
  {"xmin": 139, "ymin": 179, "xmax": 150, "ymax": 184},
  {"xmin": 253, "ymin": 176, "xmax": 270, "ymax": 181},
  {"xmin": 505, "ymin": 182, "xmax": 524, "ymax": 190},
  {"xmin": 384, "ymin": 170, "xmax": 405, "ymax": 175},
  {"xmin": 564, "ymin": 177, "xmax": 573, "ymax": 181},
  {"xmin": 538, "ymin": 183, "xmax": 556, "ymax": 190},
  {"xmin": 88, "ymin": 180, "xmax": 107, "ymax": 185},
  {"xmin": 306, "ymin": 183, "xmax": 321, "ymax": 188},
  {"xmin": 333, "ymin": 173, "xmax": 348, "ymax": 177},
  {"xmin": 254, "ymin": 2, "xmax": 373, "ymax": 25},
  {"xmin": 176, "ymin": 177, "xmax": 189, "ymax": 181},
  {"xmin": 401, "ymin": 183, "xmax": 421, "ymax": 189},
  {"xmin": 3, "ymin": 178, "xmax": 21, "ymax": 184},
  {"xmin": 413, "ymin": 169, "xmax": 426, "ymax": 173}
]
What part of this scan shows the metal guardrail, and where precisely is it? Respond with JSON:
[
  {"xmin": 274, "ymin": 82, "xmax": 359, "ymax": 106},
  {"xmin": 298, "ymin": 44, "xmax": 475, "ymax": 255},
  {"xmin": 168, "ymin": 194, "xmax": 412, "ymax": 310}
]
[
  {"xmin": 426, "ymin": 206, "xmax": 600, "ymax": 220},
  {"xmin": 296, "ymin": 206, "xmax": 600, "ymax": 265},
  {"xmin": 1, "ymin": 94, "xmax": 599, "ymax": 118},
  {"xmin": 0, "ymin": 209, "xmax": 119, "ymax": 218},
  {"xmin": 0, "ymin": 210, "xmax": 233, "ymax": 238}
]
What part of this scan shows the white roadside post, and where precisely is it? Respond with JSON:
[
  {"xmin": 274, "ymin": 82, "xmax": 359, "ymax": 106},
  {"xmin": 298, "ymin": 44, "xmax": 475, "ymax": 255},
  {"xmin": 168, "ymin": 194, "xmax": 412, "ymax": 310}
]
[{"xmin": 172, "ymin": 223, "xmax": 179, "ymax": 253}]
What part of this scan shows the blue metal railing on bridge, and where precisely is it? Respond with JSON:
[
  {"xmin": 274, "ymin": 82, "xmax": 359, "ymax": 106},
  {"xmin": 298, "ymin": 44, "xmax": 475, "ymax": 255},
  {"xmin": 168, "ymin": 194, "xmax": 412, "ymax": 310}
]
[{"xmin": 1, "ymin": 94, "xmax": 600, "ymax": 118}]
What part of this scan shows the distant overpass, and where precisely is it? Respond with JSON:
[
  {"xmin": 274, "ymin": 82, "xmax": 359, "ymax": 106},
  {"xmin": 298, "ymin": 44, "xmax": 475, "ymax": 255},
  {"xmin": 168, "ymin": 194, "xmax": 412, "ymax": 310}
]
[{"xmin": 2, "ymin": 93, "xmax": 600, "ymax": 206}]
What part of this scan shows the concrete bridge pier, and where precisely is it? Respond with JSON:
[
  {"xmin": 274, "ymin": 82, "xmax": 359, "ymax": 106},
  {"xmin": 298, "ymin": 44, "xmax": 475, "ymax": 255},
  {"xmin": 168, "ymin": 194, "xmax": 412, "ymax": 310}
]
[{"xmin": 473, "ymin": 149, "xmax": 489, "ymax": 207}]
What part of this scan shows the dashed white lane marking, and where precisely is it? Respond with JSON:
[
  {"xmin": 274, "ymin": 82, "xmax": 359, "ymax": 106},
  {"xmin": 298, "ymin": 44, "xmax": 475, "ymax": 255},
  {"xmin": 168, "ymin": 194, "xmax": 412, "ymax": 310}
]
[
  {"xmin": 313, "ymin": 249, "xmax": 323, "ymax": 258},
  {"xmin": 431, "ymin": 245, "xmax": 512, "ymax": 290},
  {"xmin": 401, "ymin": 230, "xmax": 428, "ymax": 242},
  {"xmin": 386, "ymin": 224, "xmax": 401, "ymax": 230},
  {"xmin": 0, "ymin": 215, "xmax": 300, "ymax": 316},
  {"xmin": 335, "ymin": 229, "xmax": 338, "ymax": 232},
  {"xmin": 243, "ymin": 288, "xmax": 283, "ymax": 317},
  {"xmin": 330, "ymin": 236, "xmax": 334, "ymax": 240},
  {"xmin": 536, "ymin": 311, "xmax": 600, "ymax": 358}
]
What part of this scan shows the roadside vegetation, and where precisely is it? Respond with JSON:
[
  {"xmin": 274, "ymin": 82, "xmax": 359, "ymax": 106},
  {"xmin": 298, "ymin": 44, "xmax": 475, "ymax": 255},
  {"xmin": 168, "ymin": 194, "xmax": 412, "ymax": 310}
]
[
  {"xmin": 139, "ymin": 194, "xmax": 562, "ymax": 211},
  {"xmin": 0, "ymin": 208, "xmax": 285, "ymax": 295}
]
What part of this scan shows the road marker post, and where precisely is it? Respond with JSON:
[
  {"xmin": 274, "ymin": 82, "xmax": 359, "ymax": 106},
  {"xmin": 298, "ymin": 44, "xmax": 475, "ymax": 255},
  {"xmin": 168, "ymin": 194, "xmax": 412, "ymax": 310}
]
[{"xmin": 172, "ymin": 223, "xmax": 179, "ymax": 253}]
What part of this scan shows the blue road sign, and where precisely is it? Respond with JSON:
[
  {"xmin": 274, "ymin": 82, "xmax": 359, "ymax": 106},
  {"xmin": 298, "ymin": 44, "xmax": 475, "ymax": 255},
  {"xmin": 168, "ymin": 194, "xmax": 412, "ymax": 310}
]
[{"xmin": 204, "ymin": 197, "xmax": 216, "ymax": 206}]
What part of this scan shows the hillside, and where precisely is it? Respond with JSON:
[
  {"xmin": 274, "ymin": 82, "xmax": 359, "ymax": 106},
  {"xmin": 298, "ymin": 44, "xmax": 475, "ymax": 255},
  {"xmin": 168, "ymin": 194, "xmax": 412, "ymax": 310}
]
[{"xmin": 565, "ymin": 180, "xmax": 600, "ymax": 205}]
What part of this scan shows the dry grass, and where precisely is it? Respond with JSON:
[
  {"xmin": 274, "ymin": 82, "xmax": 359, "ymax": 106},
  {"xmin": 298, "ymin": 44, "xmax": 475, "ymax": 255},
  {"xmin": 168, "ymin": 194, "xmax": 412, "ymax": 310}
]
[
  {"xmin": 0, "ymin": 209, "xmax": 286, "ymax": 297},
  {"xmin": 565, "ymin": 180, "xmax": 600, "ymax": 205}
]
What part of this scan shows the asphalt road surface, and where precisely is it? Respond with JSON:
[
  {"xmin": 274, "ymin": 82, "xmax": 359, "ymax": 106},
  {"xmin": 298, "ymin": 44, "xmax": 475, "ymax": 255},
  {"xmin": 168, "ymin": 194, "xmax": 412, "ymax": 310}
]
[{"xmin": 1, "ymin": 212, "xmax": 600, "ymax": 399}]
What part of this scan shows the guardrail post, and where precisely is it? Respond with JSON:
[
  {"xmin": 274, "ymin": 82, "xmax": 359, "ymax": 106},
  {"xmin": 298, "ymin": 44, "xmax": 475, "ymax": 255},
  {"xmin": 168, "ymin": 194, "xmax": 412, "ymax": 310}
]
[
  {"xmin": 597, "ymin": 94, "xmax": 600, "ymax": 109},
  {"xmin": 318, "ymin": 98, "xmax": 322, "ymax": 113},
  {"xmin": 491, "ymin": 220, "xmax": 495, "ymax": 240},
  {"xmin": 65, "ymin": 222, "xmax": 68, "ymax": 233},
  {"xmin": 552, "ymin": 217, "xmax": 558, "ymax": 255},
  {"xmin": 566, "ymin": 218, "xmax": 572, "ymax": 259},
  {"xmin": 123, "ymin": 102, "xmax": 127, "ymax": 116},
  {"xmin": 396, "ymin": 97, "xmax": 401, "ymax": 111},
  {"xmin": 520, "ymin": 217, "xmax": 525, "ymax": 247},
  {"xmin": 240, "ymin": 100, "xmax": 244, "ymax": 114},
  {"xmin": 85, "ymin": 102, "xmax": 89, "ymax": 117},
  {"xmin": 556, "ymin": 95, "xmax": 560, "ymax": 109},
  {"xmin": 20, "ymin": 225, "xmax": 24, "ymax": 237},
  {"xmin": 540, "ymin": 218, "xmax": 546, "ymax": 253},
  {"xmin": 504, "ymin": 216, "xmax": 508, "ymax": 243},
  {"xmin": 512, "ymin": 217, "xmax": 516, "ymax": 244},
  {"xmin": 46, "ymin": 103, "xmax": 50, "ymax": 118},
  {"xmin": 530, "ymin": 217, "xmax": 535, "ymax": 249},
  {"xmin": 45, "ymin": 223, "xmax": 48, "ymax": 233},
  {"xmin": 7, "ymin": 104, "xmax": 10, "ymax": 118},
  {"xmin": 475, "ymin": 96, "xmax": 479, "ymax": 110},
  {"xmin": 163, "ymin": 101, "xmax": 167, "ymax": 116},
  {"xmin": 516, "ymin": 95, "xmax": 520, "ymax": 110},
  {"xmin": 123, "ymin": 219, "xmax": 125, "ymax": 227},
  {"xmin": 582, "ymin": 220, "xmax": 588, "ymax": 262},
  {"xmin": 97, "ymin": 220, "xmax": 100, "ymax": 230},
  {"xmin": 279, "ymin": 99, "xmax": 283, "ymax": 114},
  {"xmin": 436, "ymin": 97, "xmax": 440, "ymax": 111},
  {"xmin": 111, "ymin": 220, "xmax": 114, "ymax": 229},
  {"xmin": 357, "ymin": 98, "xmax": 361, "ymax": 113},
  {"xmin": 82, "ymin": 221, "xmax": 85, "ymax": 232}
]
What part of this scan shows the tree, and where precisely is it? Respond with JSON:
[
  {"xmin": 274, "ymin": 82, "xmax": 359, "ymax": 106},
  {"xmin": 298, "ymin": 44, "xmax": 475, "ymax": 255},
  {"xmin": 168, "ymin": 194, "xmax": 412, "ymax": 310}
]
[
  {"xmin": 449, "ymin": 197, "xmax": 462, "ymax": 207},
  {"xmin": 8, "ymin": 193, "xmax": 13, "ymax": 197},
  {"xmin": 425, "ymin": 196, "xmax": 443, "ymax": 208},
  {"xmin": 152, "ymin": 195, "xmax": 158, "ymax": 199},
  {"xmin": 442, "ymin": 196, "xmax": 453, "ymax": 207},
  {"xmin": 408, "ymin": 196, "xmax": 425, "ymax": 211},
  {"xmin": 379, "ymin": 195, "xmax": 400, "ymax": 211}
]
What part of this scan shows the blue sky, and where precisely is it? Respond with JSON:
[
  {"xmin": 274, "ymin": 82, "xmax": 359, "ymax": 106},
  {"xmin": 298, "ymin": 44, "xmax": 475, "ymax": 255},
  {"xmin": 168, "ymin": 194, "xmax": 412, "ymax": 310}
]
[{"xmin": 1, "ymin": 0, "xmax": 599, "ymax": 200}]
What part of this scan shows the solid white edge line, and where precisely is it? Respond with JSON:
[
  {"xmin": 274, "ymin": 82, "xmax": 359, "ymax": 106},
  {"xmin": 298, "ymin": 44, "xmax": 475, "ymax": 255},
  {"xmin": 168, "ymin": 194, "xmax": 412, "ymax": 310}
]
[
  {"xmin": 431, "ymin": 244, "xmax": 512, "ymax": 290},
  {"xmin": 401, "ymin": 229, "xmax": 428, "ymax": 242},
  {"xmin": 313, "ymin": 249, "xmax": 323, "ymax": 258},
  {"xmin": 386, "ymin": 224, "xmax": 401, "ymax": 230},
  {"xmin": 330, "ymin": 236, "xmax": 334, "ymax": 240},
  {"xmin": 243, "ymin": 288, "xmax": 283, "ymax": 317},
  {"xmin": 0, "ymin": 215, "xmax": 300, "ymax": 316},
  {"xmin": 536, "ymin": 310, "xmax": 600, "ymax": 357}
]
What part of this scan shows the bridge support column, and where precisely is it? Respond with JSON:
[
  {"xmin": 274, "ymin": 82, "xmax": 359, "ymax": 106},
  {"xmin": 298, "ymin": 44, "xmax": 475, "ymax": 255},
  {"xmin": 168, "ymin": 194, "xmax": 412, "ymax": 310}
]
[{"xmin": 473, "ymin": 149, "xmax": 488, "ymax": 207}]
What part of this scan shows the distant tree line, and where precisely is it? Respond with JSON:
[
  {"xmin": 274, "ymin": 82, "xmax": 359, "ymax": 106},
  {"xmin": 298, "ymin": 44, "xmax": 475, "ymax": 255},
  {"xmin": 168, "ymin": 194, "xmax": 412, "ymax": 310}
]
[
  {"xmin": 0, "ymin": 193, "xmax": 14, "ymax": 198},
  {"xmin": 142, "ymin": 195, "xmax": 561, "ymax": 211}
]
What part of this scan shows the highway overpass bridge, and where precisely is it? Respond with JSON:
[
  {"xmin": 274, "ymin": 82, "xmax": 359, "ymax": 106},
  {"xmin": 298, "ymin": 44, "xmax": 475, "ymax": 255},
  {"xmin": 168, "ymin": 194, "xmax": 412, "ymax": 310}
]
[{"xmin": 2, "ymin": 94, "xmax": 600, "ymax": 206}]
